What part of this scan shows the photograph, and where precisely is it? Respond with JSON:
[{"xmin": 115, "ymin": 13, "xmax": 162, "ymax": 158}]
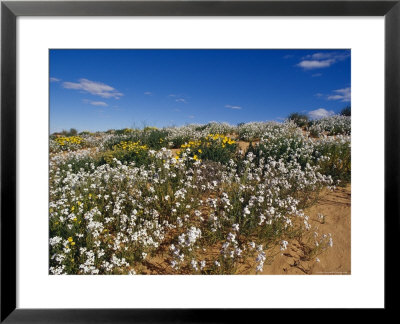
[{"xmin": 49, "ymin": 49, "xmax": 351, "ymax": 275}]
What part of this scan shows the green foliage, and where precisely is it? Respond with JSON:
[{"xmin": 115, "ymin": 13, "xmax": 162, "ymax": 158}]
[
  {"xmin": 314, "ymin": 139, "xmax": 351, "ymax": 184},
  {"xmin": 99, "ymin": 149, "xmax": 150, "ymax": 167},
  {"xmin": 179, "ymin": 134, "xmax": 237, "ymax": 164},
  {"xmin": 170, "ymin": 136, "xmax": 191, "ymax": 149},
  {"xmin": 104, "ymin": 128, "xmax": 168, "ymax": 151},
  {"xmin": 340, "ymin": 106, "xmax": 351, "ymax": 116},
  {"xmin": 198, "ymin": 142, "xmax": 237, "ymax": 164},
  {"xmin": 288, "ymin": 112, "xmax": 309, "ymax": 128},
  {"xmin": 141, "ymin": 129, "xmax": 169, "ymax": 150}
]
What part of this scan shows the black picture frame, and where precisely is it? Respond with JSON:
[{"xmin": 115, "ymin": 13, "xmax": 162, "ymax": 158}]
[{"xmin": 1, "ymin": 0, "xmax": 398, "ymax": 321}]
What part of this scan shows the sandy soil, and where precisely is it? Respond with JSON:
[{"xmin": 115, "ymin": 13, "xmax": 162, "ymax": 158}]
[
  {"xmin": 237, "ymin": 140, "xmax": 260, "ymax": 153},
  {"xmin": 170, "ymin": 148, "xmax": 180, "ymax": 156}
]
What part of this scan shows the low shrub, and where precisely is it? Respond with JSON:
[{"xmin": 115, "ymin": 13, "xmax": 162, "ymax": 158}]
[{"xmin": 288, "ymin": 112, "xmax": 309, "ymax": 128}]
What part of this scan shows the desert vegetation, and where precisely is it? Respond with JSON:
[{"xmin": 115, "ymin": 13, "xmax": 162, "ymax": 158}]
[{"xmin": 49, "ymin": 116, "xmax": 350, "ymax": 275}]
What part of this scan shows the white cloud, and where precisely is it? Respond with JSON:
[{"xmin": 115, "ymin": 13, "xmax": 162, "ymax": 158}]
[
  {"xmin": 175, "ymin": 98, "xmax": 187, "ymax": 103},
  {"xmin": 327, "ymin": 87, "xmax": 351, "ymax": 102},
  {"xmin": 297, "ymin": 59, "xmax": 335, "ymax": 69},
  {"xmin": 144, "ymin": 91, "xmax": 152, "ymax": 95},
  {"xmin": 90, "ymin": 101, "xmax": 108, "ymax": 106},
  {"xmin": 309, "ymin": 53, "xmax": 332, "ymax": 60},
  {"xmin": 50, "ymin": 77, "xmax": 61, "ymax": 82},
  {"xmin": 225, "ymin": 104, "xmax": 242, "ymax": 110},
  {"xmin": 304, "ymin": 52, "xmax": 350, "ymax": 61},
  {"xmin": 83, "ymin": 99, "xmax": 108, "ymax": 107},
  {"xmin": 62, "ymin": 78, "xmax": 123, "ymax": 99},
  {"xmin": 297, "ymin": 51, "xmax": 350, "ymax": 70},
  {"xmin": 169, "ymin": 94, "xmax": 190, "ymax": 104},
  {"xmin": 308, "ymin": 108, "xmax": 335, "ymax": 119}
]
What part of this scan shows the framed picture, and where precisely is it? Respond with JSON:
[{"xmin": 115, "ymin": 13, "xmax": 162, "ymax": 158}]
[{"xmin": 1, "ymin": 0, "xmax": 397, "ymax": 321}]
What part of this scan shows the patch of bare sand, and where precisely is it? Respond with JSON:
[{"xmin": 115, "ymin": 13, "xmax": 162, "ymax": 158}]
[
  {"xmin": 237, "ymin": 140, "xmax": 259, "ymax": 153},
  {"xmin": 170, "ymin": 148, "xmax": 180, "ymax": 157},
  {"xmin": 256, "ymin": 184, "xmax": 351, "ymax": 275}
]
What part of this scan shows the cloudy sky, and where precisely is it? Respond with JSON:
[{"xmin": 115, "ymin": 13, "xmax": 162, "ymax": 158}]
[{"xmin": 50, "ymin": 49, "xmax": 350, "ymax": 133}]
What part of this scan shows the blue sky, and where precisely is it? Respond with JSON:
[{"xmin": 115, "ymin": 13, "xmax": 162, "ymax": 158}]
[{"xmin": 50, "ymin": 49, "xmax": 350, "ymax": 133}]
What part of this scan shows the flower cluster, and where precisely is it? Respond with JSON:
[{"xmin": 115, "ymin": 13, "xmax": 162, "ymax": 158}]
[
  {"xmin": 308, "ymin": 115, "xmax": 351, "ymax": 137},
  {"xmin": 51, "ymin": 136, "xmax": 85, "ymax": 152},
  {"xmin": 113, "ymin": 141, "xmax": 148, "ymax": 153}
]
